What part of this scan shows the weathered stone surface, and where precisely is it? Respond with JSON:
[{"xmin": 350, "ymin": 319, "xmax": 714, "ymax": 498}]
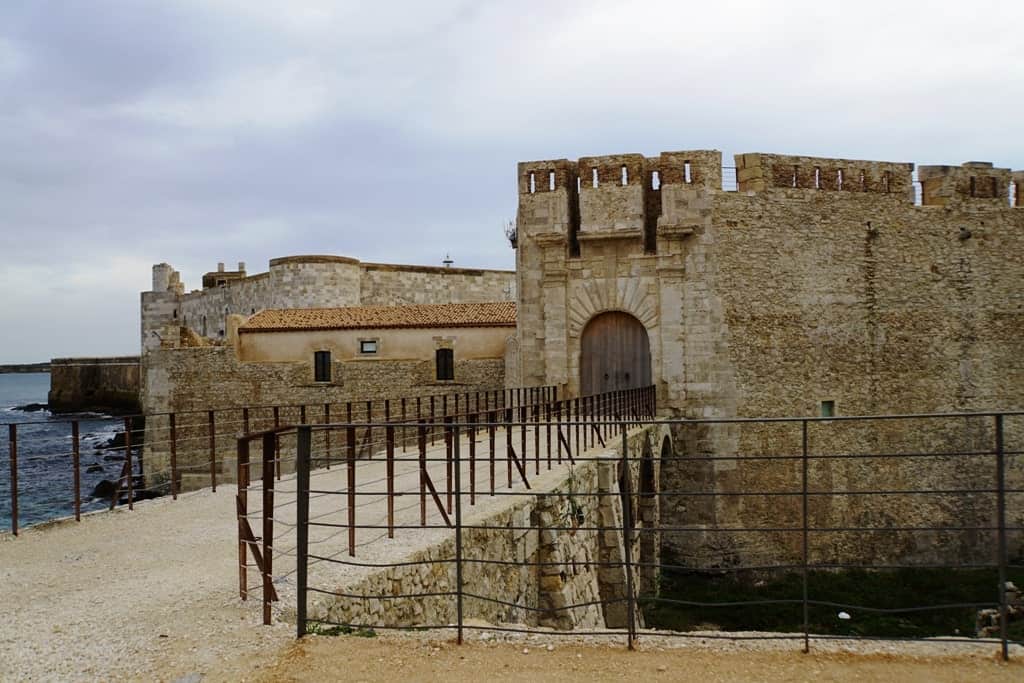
[{"xmin": 513, "ymin": 150, "xmax": 1024, "ymax": 568}]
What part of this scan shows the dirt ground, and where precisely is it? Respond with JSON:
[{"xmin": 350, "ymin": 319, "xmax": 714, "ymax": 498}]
[{"xmin": 243, "ymin": 633, "xmax": 1023, "ymax": 683}]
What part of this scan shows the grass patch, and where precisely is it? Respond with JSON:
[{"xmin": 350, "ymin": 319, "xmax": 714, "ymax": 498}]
[
  {"xmin": 305, "ymin": 622, "xmax": 377, "ymax": 638},
  {"xmin": 644, "ymin": 567, "xmax": 1024, "ymax": 640}
]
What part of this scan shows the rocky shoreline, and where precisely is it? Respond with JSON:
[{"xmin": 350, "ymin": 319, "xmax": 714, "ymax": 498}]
[{"xmin": 0, "ymin": 362, "xmax": 50, "ymax": 374}]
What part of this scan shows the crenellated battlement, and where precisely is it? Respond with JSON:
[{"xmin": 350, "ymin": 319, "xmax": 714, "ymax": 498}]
[
  {"xmin": 918, "ymin": 161, "xmax": 1015, "ymax": 207},
  {"xmin": 517, "ymin": 149, "xmax": 1023, "ymax": 260},
  {"xmin": 735, "ymin": 153, "xmax": 915, "ymax": 198}
]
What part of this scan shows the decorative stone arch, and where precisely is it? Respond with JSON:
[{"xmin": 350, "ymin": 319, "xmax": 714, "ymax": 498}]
[{"xmin": 565, "ymin": 277, "xmax": 660, "ymax": 398}]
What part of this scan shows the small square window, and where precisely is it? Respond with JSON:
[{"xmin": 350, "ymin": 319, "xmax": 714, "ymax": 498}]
[
  {"xmin": 820, "ymin": 400, "xmax": 835, "ymax": 418},
  {"xmin": 314, "ymin": 350, "xmax": 332, "ymax": 382},
  {"xmin": 359, "ymin": 340, "xmax": 378, "ymax": 354}
]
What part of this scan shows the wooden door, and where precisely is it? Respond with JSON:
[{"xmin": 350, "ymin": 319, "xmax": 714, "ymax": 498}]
[{"xmin": 579, "ymin": 311, "xmax": 651, "ymax": 396}]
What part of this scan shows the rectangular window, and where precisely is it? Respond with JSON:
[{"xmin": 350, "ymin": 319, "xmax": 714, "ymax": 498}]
[
  {"xmin": 435, "ymin": 348, "xmax": 454, "ymax": 381},
  {"xmin": 314, "ymin": 350, "xmax": 331, "ymax": 382},
  {"xmin": 359, "ymin": 340, "xmax": 378, "ymax": 354},
  {"xmin": 820, "ymin": 400, "xmax": 835, "ymax": 418}
]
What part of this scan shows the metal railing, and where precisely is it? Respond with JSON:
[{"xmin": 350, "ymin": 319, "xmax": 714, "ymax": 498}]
[
  {"xmin": 235, "ymin": 386, "xmax": 657, "ymax": 625},
  {"xmin": 275, "ymin": 409, "xmax": 1022, "ymax": 660},
  {"xmin": 0, "ymin": 385, "xmax": 553, "ymax": 534}
]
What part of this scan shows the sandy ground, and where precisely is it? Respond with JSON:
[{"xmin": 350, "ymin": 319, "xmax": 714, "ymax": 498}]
[
  {"xmin": 252, "ymin": 631, "xmax": 1023, "ymax": 683},
  {"xmin": 2, "ymin": 425, "xmax": 1021, "ymax": 682}
]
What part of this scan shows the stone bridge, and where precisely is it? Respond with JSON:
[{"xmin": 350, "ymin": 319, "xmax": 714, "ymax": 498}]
[{"xmin": 238, "ymin": 406, "xmax": 670, "ymax": 634}]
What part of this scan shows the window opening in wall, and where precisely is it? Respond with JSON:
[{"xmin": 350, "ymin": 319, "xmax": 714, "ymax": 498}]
[
  {"xmin": 991, "ymin": 177, "xmax": 998, "ymax": 198},
  {"xmin": 592, "ymin": 168, "xmax": 598, "ymax": 188},
  {"xmin": 251, "ymin": 308, "xmax": 255, "ymax": 315},
  {"xmin": 217, "ymin": 279, "xmax": 226, "ymax": 287},
  {"xmin": 651, "ymin": 170, "xmax": 661, "ymax": 190},
  {"xmin": 791, "ymin": 165, "xmax": 799, "ymax": 188},
  {"xmin": 173, "ymin": 309, "xmax": 178, "ymax": 319},
  {"xmin": 882, "ymin": 171, "xmax": 890, "ymax": 193},
  {"xmin": 435, "ymin": 348, "xmax": 454, "ymax": 381},
  {"xmin": 820, "ymin": 400, "xmax": 835, "ymax": 418},
  {"xmin": 359, "ymin": 340, "xmax": 378, "ymax": 354},
  {"xmin": 201, "ymin": 316, "xmax": 207, "ymax": 336},
  {"xmin": 549, "ymin": 170, "xmax": 555, "ymax": 191},
  {"xmin": 314, "ymin": 350, "xmax": 332, "ymax": 382},
  {"xmin": 684, "ymin": 161, "xmax": 692, "ymax": 184},
  {"xmin": 529, "ymin": 172, "xmax": 536, "ymax": 194},
  {"xmin": 814, "ymin": 166, "xmax": 821, "ymax": 190},
  {"xmin": 837, "ymin": 169, "xmax": 844, "ymax": 191},
  {"xmin": 969, "ymin": 176, "xmax": 976, "ymax": 197},
  {"xmin": 1011, "ymin": 180, "xmax": 1018, "ymax": 207},
  {"xmin": 621, "ymin": 165, "xmax": 628, "ymax": 186},
  {"xmin": 577, "ymin": 175, "xmax": 582, "ymax": 193},
  {"xmin": 859, "ymin": 170, "xmax": 866, "ymax": 191}
]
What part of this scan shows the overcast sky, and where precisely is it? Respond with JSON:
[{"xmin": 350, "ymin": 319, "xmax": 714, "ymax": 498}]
[{"xmin": 1, "ymin": 0, "xmax": 1021, "ymax": 363}]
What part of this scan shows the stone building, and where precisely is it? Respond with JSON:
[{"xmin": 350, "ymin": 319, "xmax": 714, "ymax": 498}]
[
  {"xmin": 512, "ymin": 150, "xmax": 1024, "ymax": 566},
  {"xmin": 141, "ymin": 255, "xmax": 516, "ymax": 415},
  {"xmin": 138, "ymin": 149, "xmax": 1024, "ymax": 566}
]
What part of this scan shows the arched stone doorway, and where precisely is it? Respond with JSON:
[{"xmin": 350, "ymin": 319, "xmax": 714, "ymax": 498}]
[{"xmin": 579, "ymin": 311, "xmax": 652, "ymax": 396}]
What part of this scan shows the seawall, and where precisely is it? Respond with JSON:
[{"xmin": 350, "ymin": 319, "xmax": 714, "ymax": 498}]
[{"xmin": 48, "ymin": 356, "xmax": 141, "ymax": 413}]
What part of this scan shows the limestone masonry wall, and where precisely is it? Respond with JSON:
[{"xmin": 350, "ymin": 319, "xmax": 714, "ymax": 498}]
[
  {"xmin": 48, "ymin": 356, "xmax": 140, "ymax": 413},
  {"xmin": 310, "ymin": 426, "xmax": 660, "ymax": 631},
  {"xmin": 514, "ymin": 149, "xmax": 1024, "ymax": 568},
  {"xmin": 141, "ymin": 255, "xmax": 514, "ymax": 352}
]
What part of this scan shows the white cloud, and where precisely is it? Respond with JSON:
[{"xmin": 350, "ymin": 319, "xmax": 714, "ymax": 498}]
[
  {"xmin": 118, "ymin": 59, "xmax": 336, "ymax": 130},
  {"xmin": 0, "ymin": 37, "xmax": 25, "ymax": 79}
]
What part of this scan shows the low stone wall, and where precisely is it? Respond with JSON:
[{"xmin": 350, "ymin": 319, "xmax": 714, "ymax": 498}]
[
  {"xmin": 309, "ymin": 425, "xmax": 666, "ymax": 631},
  {"xmin": 48, "ymin": 356, "xmax": 140, "ymax": 413}
]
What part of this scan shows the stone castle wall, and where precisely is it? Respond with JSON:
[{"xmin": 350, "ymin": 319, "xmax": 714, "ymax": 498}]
[
  {"xmin": 47, "ymin": 356, "xmax": 140, "ymax": 413},
  {"xmin": 514, "ymin": 149, "xmax": 1024, "ymax": 567},
  {"xmin": 143, "ymin": 255, "xmax": 514, "ymax": 351},
  {"xmin": 142, "ymin": 344, "xmax": 506, "ymax": 489},
  {"xmin": 310, "ymin": 425, "xmax": 661, "ymax": 631}
]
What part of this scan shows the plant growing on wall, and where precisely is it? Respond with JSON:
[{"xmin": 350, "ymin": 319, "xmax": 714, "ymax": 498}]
[{"xmin": 562, "ymin": 464, "xmax": 586, "ymax": 533}]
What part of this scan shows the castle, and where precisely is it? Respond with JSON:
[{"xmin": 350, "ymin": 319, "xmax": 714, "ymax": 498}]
[{"xmin": 139, "ymin": 149, "xmax": 1024, "ymax": 565}]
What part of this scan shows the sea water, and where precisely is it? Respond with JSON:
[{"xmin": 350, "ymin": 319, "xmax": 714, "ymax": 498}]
[{"xmin": 0, "ymin": 373, "xmax": 129, "ymax": 529}]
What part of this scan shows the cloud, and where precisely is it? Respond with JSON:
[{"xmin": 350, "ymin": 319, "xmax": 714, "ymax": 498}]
[{"xmin": 0, "ymin": 0, "xmax": 1022, "ymax": 363}]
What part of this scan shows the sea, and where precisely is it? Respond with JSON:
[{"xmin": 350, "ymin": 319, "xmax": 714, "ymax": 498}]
[{"xmin": 0, "ymin": 372, "xmax": 130, "ymax": 530}]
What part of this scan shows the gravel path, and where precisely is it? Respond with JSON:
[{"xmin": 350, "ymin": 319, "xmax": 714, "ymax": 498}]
[
  {"xmin": 1, "ymin": 485, "xmax": 293, "ymax": 681},
  {"xmin": 0, "ymin": 426, "xmax": 568, "ymax": 681},
  {"xmin": 3, "ymin": 425, "xmax": 1020, "ymax": 682}
]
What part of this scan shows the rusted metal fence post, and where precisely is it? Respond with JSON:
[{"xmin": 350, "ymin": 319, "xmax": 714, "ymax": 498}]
[
  {"xmin": 295, "ymin": 425, "xmax": 311, "ymax": 638},
  {"xmin": 418, "ymin": 421, "xmax": 427, "ymax": 526},
  {"xmin": 453, "ymin": 421, "xmax": 464, "ymax": 645},
  {"xmin": 488, "ymin": 410, "xmax": 496, "ymax": 495},
  {"xmin": 347, "ymin": 425, "xmax": 356, "ymax": 556},
  {"xmin": 124, "ymin": 416, "xmax": 134, "ymax": 510},
  {"xmin": 208, "ymin": 410, "xmax": 217, "ymax": 491},
  {"xmin": 801, "ymin": 419, "xmax": 810, "ymax": 654},
  {"xmin": 9, "ymin": 424, "xmax": 17, "ymax": 536},
  {"xmin": 386, "ymin": 424, "xmax": 395, "ymax": 538},
  {"xmin": 72, "ymin": 420, "xmax": 80, "ymax": 521},
  {"xmin": 620, "ymin": 423, "xmax": 637, "ymax": 650},
  {"xmin": 169, "ymin": 413, "xmax": 178, "ymax": 500},
  {"xmin": 445, "ymin": 415, "xmax": 453, "ymax": 514},
  {"xmin": 237, "ymin": 437, "xmax": 250, "ymax": 600},
  {"xmin": 324, "ymin": 403, "xmax": 331, "ymax": 469},
  {"xmin": 995, "ymin": 413, "xmax": 1009, "ymax": 661},
  {"xmin": 273, "ymin": 407, "xmax": 281, "ymax": 478},
  {"xmin": 261, "ymin": 432, "xmax": 275, "ymax": 626},
  {"xmin": 468, "ymin": 413, "xmax": 476, "ymax": 505}
]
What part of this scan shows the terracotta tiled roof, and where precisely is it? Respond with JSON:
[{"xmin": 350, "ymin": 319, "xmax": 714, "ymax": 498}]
[{"xmin": 239, "ymin": 302, "xmax": 516, "ymax": 333}]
